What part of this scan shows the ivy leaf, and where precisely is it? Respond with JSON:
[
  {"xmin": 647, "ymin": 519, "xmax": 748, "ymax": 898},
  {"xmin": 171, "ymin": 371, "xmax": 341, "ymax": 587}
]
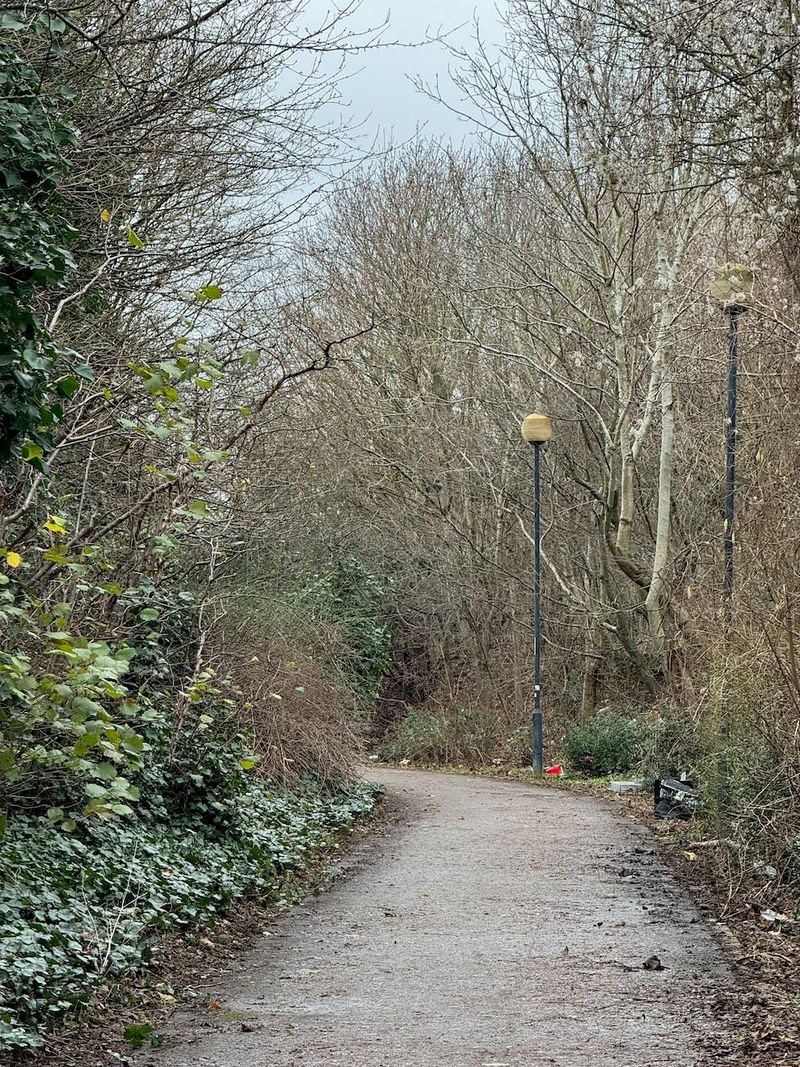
[{"xmin": 55, "ymin": 376, "xmax": 81, "ymax": 398}]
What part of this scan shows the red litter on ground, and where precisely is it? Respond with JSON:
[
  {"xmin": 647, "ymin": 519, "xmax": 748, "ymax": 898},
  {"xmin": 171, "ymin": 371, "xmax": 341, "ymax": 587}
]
[{"xmin": 545, "ymin": 765, "xmax": 563, "ymax": 776}]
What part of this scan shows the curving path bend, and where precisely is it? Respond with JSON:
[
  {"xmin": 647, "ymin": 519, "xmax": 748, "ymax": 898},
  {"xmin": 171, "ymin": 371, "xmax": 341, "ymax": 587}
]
[{"xmin": 137, "ymin": 767, "xmax": 732, "ymax": 1067}]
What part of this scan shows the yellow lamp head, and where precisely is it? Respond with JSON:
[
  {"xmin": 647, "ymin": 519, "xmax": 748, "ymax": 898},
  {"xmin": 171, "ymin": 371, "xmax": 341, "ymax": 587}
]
[
  {"xmin": 521, "ymin": 413, "xmax": 553, "ymax": 443},
  {"xmin": 709, "ymin": 262, "xmax": 755, "ymax": 310}
]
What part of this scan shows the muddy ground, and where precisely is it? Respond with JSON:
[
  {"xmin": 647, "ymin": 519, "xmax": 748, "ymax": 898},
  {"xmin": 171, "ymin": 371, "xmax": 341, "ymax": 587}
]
[{"xmin": 130, "ymin": 767, "xmax": 738, "ymax": 1067}]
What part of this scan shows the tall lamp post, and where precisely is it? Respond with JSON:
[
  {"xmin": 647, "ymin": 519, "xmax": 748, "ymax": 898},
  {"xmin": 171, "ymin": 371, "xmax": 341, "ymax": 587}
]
[
  {"xmin": 521, "ymin": 412, "xmax": 553, "ymax": 775},
  {"xmin": 709, "ymin": 264, "xmax": 755, "ymax": 605}
]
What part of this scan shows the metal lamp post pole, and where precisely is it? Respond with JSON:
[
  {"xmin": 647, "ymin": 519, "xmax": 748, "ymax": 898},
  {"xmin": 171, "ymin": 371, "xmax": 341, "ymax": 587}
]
[
  {"xmin": 716, "ymin": 306, "xmax": 741, "ymax": 824},
  {"xmin": 532, "ymin": 439, "xmax": 544, "ymax": 774},
  {"xmin": 724, "ymin": 306, "xmax": 740, "ymax": 604},
  {"xmin": 710, "ymin": 263, "xmax": 754, "ymax": 606},
  {"xmin": 709, "ymin": 266, "xmax": 753, "ymax": 829},
  {"xmin": 521, "ymin": 413, "xmax": 553, "ymax": 776}
]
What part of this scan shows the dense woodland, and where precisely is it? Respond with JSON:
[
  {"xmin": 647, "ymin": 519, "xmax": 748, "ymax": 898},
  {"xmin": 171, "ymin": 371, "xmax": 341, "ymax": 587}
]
[{"xmin": 1, "ymin": 0, "xmax": 800, "ymax": 1054}]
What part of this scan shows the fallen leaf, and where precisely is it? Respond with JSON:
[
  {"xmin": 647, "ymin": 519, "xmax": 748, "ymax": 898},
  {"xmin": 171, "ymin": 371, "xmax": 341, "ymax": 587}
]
[{"xmin": 5, "ymin": 552, "xmax": 21, "ymax": 568}]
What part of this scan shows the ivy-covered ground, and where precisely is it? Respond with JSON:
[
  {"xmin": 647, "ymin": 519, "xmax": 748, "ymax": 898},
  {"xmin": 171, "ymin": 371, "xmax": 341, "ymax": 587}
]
[
  {"xmin": 0, "ymin": 778, "xmax": 381, "ymax": 1053},
  {"xmin": 0, "ymin": 543, "xmax": 390, "ymax": 1058}
]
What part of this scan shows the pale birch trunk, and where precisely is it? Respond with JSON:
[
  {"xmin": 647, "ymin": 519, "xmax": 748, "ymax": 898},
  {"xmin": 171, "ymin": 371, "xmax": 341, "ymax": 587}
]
[
  {"xmin": 642, "ymin": 193, "xmax": 702, "ymax": 665},
  {"xmin": 645, "ymin": 370, "xmax": 674, "ymax": 661}
]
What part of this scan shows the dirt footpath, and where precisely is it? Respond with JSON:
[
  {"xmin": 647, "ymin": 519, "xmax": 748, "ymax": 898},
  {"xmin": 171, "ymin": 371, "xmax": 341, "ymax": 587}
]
[{"xmin": 136, "ymin": 768, "xmax": 734, "ymax": 1067}]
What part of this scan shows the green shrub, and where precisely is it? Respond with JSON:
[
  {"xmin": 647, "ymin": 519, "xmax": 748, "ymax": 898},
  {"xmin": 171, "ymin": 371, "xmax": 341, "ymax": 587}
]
[
  {"xmin": 0, "ymin": 578, "xmax": 158, "ymax": 823},
  {"xmin": 0, "ymin": 559, "xmax": 387, "ymax": 1054},
  {"xmin": 379, "ymin": 707, "xmax": 498, "ymax": 765},
  {"xmin": 0, "ymin": 549, "xmax": 386, "ymax": 1054},
  {"xmin": 0, "ymin": 24, "xmax": 86, "ymax": 467},
  {"xmin": 565, "ymin": 714, "xmax": 643, "ymax": 776},
  {"xmin": 293, "ymin": 558, "xmax": 392, "ymax": 701}
]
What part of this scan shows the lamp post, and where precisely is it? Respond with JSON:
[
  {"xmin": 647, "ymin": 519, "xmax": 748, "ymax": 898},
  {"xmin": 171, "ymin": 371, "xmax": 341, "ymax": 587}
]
[
  {"xmin": 521, "ymin": 412, "xmax": 553, "ymax": 775},
  {"xmin": 709, "ymin": 264, "xmax": 755, "ymax": 605}
]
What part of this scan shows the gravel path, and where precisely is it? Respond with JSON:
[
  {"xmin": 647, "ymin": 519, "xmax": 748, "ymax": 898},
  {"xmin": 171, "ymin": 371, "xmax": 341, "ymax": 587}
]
[{"xmin": 137, "ymin": 767, "xmax": 733, "ymax": 1067}]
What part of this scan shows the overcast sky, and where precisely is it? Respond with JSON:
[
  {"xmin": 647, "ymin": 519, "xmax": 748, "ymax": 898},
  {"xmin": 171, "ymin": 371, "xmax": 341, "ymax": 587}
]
[{"xmin": 310, "ymin": 0, "xmax": 504, "ymax": 146}]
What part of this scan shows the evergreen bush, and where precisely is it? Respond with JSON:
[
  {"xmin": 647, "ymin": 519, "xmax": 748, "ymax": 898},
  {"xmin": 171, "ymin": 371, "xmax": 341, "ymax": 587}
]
[{"xmin": 564, "ymin": 715, "xmax": 644, "ymax": 777}]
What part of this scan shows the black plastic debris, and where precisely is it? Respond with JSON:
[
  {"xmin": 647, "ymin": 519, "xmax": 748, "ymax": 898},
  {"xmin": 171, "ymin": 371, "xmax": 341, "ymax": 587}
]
[{"xmin": 654, "ymin": 776, "xmax": 700, "ymax": 819}]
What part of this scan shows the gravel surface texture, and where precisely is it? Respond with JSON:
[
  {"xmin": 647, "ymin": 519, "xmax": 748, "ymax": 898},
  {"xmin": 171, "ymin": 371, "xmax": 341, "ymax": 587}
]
[{"xmin": 135, "ymin": 767, "xmax": 734, "ymax": 1067}]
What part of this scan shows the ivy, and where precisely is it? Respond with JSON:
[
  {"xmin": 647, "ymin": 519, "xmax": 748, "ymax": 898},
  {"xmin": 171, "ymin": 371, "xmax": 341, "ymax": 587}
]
[
  {"xmin": 0, "ymin": 779, "xmax": 382, "ymax": 1051},
  {"xmin": 295, "ymin": 558, "xmax": 392, "ymax": 700},
  {"xmin": 0, "ymin": 25, "xmax": 89, "ymax": 469},
  {"xmin": 0, "ymin": 560, "xmax": 384, "ymax": 1051}
]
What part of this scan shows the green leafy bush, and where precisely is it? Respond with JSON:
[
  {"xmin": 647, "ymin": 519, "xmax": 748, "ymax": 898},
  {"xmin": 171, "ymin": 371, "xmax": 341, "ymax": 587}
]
[
  {"xmin": 294, "ymin": 558, "xmax": 392, "ymax": 700},
  {"xmin": 565, "ymin": 714, "xmax": 644, "ymax": 776},
  {"xmin": 0, "ymin": 20, "xmax": 93, "ymax": 468},
  {"xmin": 0, "ymin": 564, "xmax": 383, "ymax": 1053},
  {"xmin": 379, "ymin": 706, "xmax": 498, "ymax": 765},
  {"xmin": 0, "ymin": 778, "xmax": 382, "ymax": 1051},
  {"xmin": 0, "ymin": 577, "xmax": 159, "ymax": 823},
  {"xmin": 0, "ymin": 573, "xmax": 256, "ymax": 829}
]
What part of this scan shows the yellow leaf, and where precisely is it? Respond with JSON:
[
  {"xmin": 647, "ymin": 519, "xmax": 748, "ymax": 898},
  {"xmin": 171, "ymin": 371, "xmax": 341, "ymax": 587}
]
[
  {"xmin": 682, "ymin": 850, "xmax": 698, "ymax": 862},
  {"xmin": 99, "ymin": 208, "xmax": 112, "ymax": 223},
  {"xmin": 44, "ymin": 516, "xmax": 67, "ymax": 534},
  {"xmin": 6, "ymin": 552, "xmax": 21, "ymax": 568}
]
